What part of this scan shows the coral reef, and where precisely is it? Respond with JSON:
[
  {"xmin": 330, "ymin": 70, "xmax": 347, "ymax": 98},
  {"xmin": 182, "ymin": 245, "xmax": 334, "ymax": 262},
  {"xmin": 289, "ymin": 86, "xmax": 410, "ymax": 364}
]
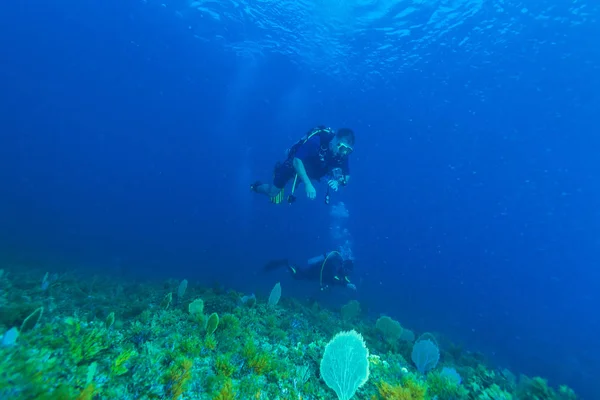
[{"xmin": 0, "ymin": 265, "xmax": 579, "ymax": 400}]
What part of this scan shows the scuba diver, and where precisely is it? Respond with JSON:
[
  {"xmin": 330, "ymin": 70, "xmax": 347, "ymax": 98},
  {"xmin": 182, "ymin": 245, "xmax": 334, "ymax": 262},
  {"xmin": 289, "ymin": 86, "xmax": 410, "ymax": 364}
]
[
  {"xmin": 251, "ymin": 126, "xmax": 354, "ymax": 204},
  {"xmin": 264, "ymin": 251, "xmax": 357, "ymax": 291}
]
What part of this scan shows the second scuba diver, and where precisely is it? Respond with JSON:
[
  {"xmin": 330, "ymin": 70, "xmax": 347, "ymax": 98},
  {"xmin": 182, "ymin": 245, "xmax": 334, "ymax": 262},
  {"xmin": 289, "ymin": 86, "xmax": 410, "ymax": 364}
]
[{"xmin": 264, "ymin": 250, "xmax": 356, "ymax": 291}]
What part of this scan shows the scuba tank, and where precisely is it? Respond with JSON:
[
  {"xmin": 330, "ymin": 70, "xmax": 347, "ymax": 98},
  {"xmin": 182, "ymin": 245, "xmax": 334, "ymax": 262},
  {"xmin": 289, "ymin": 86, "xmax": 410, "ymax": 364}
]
[
  {"xmin": 285, "ymin": 126, "xmax": 335, "ymax": 160},
  {"xmin": 307, "ymin": 253, "xmax": 326, "ymax": 268},
  {"xmin": 307, "ymin": 251, "xmax": 336, "ymax": 268}
]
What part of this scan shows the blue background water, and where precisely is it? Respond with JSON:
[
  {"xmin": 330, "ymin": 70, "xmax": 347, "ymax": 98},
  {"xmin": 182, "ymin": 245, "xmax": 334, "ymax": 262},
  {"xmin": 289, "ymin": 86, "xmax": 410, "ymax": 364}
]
[{"xmin": 1, "ymin": 0, "xmax": 599, "ymax": 397}]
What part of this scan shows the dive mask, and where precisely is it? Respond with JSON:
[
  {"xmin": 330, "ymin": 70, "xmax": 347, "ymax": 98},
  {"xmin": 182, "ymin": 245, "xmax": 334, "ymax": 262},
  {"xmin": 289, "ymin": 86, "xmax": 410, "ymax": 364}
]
[{"xmin": 337, "ymin": 141, "xmax": 353, "ymax": 156}]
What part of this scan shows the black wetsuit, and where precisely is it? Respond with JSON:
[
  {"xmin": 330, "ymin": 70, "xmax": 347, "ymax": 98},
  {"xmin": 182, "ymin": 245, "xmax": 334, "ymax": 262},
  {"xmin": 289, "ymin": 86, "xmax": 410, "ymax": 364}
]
[
  {"xmin": 264, "ymin": 253, "xmax": 353, "ymax": 288},
  {"xmin": 273, "ymin": 132, "xmax": 350, "ymax": 189}
]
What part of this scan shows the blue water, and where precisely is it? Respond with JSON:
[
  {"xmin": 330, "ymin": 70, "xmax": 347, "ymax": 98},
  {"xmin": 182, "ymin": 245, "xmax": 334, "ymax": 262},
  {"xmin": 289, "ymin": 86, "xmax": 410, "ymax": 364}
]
[{"xmin": 1, "ymin": 0, "xmax": 599, "ymax": 397}]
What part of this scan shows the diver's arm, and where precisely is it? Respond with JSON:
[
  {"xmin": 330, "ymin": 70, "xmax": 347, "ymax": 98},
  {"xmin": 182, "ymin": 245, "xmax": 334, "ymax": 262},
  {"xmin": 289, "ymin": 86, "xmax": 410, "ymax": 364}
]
[
  {"xmin": 330, "ymin": 277, "xmax": 356, "ymax": 290},
  {"xmin": 293, "ymin": 157, "xmax": 311, "ymax": 185},
  {"xmin": 343, "ymin": 175, "xmax": 350, "ymax": 186}
]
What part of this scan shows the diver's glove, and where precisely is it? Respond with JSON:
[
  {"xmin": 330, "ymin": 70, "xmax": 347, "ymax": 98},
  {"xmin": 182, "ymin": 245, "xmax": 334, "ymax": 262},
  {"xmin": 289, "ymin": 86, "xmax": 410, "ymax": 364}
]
[
  {"xmin": 327, "ymin": 180, "xmax": 340, "ymax": 191},
  {"xmin": 346, "ymin": 283, "xmax": 357, "ymax": 291}
]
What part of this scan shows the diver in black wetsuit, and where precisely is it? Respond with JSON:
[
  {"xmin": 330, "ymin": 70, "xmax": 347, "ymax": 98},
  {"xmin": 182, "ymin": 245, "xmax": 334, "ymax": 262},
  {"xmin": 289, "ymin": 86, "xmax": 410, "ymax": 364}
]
[
  {"xmin": 264, "ymin": 251, "xmax": 356, "ymax": 291},
  {"xmin": 250, "ymin": 126, "xmax": 354, "ymax": 205}
]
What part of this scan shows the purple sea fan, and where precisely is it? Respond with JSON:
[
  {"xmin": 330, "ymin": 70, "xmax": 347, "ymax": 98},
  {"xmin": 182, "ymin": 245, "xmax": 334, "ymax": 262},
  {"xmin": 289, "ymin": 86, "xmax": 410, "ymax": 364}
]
[{"xmin": 411, "ymin": 339, "xmax": 439, "ymax": 374}]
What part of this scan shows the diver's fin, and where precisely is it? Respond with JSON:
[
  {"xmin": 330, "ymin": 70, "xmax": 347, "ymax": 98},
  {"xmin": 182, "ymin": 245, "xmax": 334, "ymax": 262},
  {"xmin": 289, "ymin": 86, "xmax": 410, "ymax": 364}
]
[{"xmin": 270, "ymin": 188, "xmax": 284, "ymax": 204}]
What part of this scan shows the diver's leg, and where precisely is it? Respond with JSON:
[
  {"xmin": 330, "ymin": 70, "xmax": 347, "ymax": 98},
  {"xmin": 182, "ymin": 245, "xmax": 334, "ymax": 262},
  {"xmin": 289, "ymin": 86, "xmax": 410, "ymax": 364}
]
[
  {"xmin": 252, "ymin": 183, "xmax": 282, "ymax": 197},
  {"xmin": 263, "ymin": 260, "xmax": 305, "ymax": 280},
  {"xmin": 251, "ymin": 161, "xmax": 293, "ymax": 201},
  {"xmin": 289, "ymin": 262, "xmax": 320, "ymax": 281},
  {"xmin": 287, "ymin": 263, "xmax": 303, "ymax": 279}
]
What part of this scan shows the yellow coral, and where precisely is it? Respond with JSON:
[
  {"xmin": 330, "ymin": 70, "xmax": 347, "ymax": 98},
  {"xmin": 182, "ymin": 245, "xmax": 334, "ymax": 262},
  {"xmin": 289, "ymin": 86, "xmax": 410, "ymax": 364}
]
[
  {"xmin": 204, "ymin": 334, "xmax": 217, "ymax": 350},
  {"xmin": 76, "ymin": 384, "xmax": 95, "ymax": 400},
  {"xmin": 403, "ymin": 378, "xmax": 426, "ymax": 400},
  {"xmin": 378, "ymin": 381, "xmax": 411, "ymax": 399},
  {"xmin": 369, "ymin": 354, "xmax": 382, "ymax": 365},
  {"xmin": 213, "ymin": 378, "xmax": 236, "ymax": 400},
  {"xmin": 215, "ymin": 355, "xmax": 235, "ymax": 377},
  {"xmin": 377, "ymin": 379, "xmax": 426, "ymax": 400},
  {"xmin": 248, "ymin": 353, "xmax": 271, "ymax": 375},
  {"xmin": 111, "ymin": 348, "xmax": 137, "ymax": 376},
  {"xmin": 168, "ymin": 358, "xmax": 193, "ymax": 400}
]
